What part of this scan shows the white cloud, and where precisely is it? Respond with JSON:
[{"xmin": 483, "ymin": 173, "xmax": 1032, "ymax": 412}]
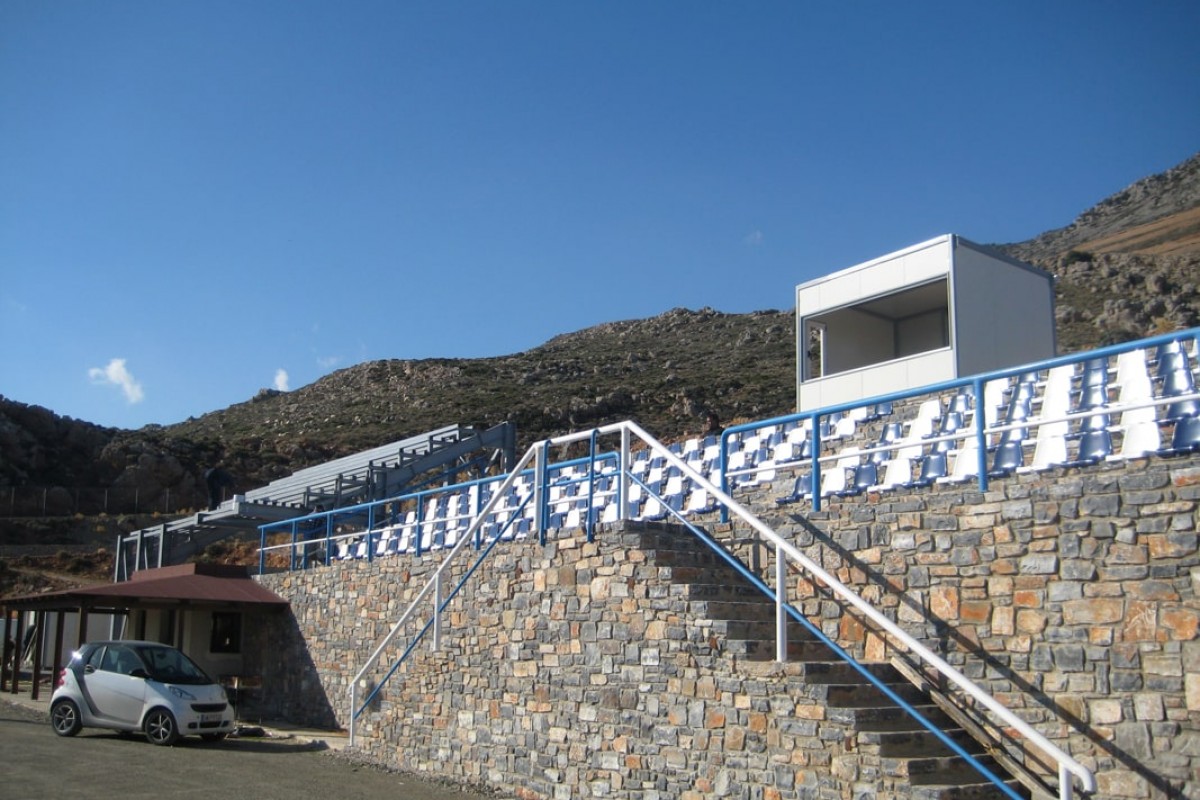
[
  {"xmin": 744, "ymin": 230, "xmax": 764, "ymax": 246},
  {"xmin": 316, "ymin": 354, "xmax": 341, "ymax": 370},
  {"xmin": 273, "ymin": 368, "xmax": 290, "ymax": 392},
  {"xmin": 88, "ymin": 358, "xmax": 145, "ymax": 404}
]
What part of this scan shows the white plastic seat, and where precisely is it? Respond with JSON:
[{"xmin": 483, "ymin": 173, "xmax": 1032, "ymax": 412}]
[
  {"xmin": 685, "ymin": 488, "xmax": 716, "ymax": 514},
  {"xmin": 1112, "ymin": 415, "xmax": 1161, "ymax": 460},
  {"xmin": 939, "ymin": 436, "xmax": 981, "ymax": 483},
  {"xmin": 877, "ymin": 456, "xmax": 914, "ymax": 490},
  {"xmin": 820, "ymin": 447, "xmax": 859, "ymax": 496},
  {"xmin": 1020, "ymin": 420, "xmax": 1069, "ymax": 473},
  {"xmin": 1041, "ymin": 365, "xmax": 1076, "ymax": 417},
  {"xmin": 831, "ymin": 414, "xmax": 857, "ymax": 440},
  {"xmin": 907, "ymin": 399, "xmax": 942, "ymax": 439}
]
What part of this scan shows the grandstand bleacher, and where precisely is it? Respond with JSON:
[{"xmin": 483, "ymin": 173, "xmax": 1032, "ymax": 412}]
[
  {"xmin": 259, "ymin": 329, "xmax": 1200, "ymax": 573},
  {"xmin": 115, "ymin": 422, "xmax": 515, "ymax": 580}
]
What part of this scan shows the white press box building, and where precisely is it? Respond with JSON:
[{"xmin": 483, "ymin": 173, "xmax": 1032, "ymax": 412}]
[{"xmin": 796, "ymin": 234, "xmax": 1057, "ymax": 411}]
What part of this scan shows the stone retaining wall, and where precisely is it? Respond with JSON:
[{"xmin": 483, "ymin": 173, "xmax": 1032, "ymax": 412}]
[
  {"xmin": 731, "ymin": 454, "xmax": 1200, "ymax": 800},
  {"xmin": 255, "ymin": 451, "xmax": 1200, "ymax": 799}
]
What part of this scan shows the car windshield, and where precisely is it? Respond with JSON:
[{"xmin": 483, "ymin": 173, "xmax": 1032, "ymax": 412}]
[{"xmin": 133, "ymin": 645, "xmax": 212, "ymax": 685}]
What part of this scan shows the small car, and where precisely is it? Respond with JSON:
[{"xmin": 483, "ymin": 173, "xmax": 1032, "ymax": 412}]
[{"xmin": 49, "ymin": 640, "xmax": 235, "ymax": 745}]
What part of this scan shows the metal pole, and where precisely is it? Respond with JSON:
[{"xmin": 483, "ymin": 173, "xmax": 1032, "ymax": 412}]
[
  {"xmin": 1, "ymin": 609, "xmax": 12, "ymax": 691},
  {"xmin": 30, "ymin": 611, "xmax": 44, "ymax": 701},
  {"xmin": 11, "ymin": 611, "xmax": 24, "ymax": 695},
  {"xmin": 431, "ymin": 572, "xmax": 442, "ymax": 651},
  {"xmin": 53, "ymin": 612, "xmax": 65, "ymax": 689},
  {"xmin": 775, "ymin": 544, "xmax": 788, "ymax": 663}
]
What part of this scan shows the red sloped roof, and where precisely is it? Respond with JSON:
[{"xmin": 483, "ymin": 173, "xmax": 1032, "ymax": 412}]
[{"xmin": 2, "ymin": 563, "xmax": 289, "ymax": 611}]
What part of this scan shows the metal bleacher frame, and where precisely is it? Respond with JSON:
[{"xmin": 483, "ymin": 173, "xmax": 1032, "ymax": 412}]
[{"xmin": 113, "ymin": 422, "xmax": 516, "ymax": 581}]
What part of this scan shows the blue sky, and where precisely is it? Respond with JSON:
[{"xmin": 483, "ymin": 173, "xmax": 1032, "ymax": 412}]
[{"xmin": 2, "ymin": 1, "xmax": 1197, "ymax": 430}]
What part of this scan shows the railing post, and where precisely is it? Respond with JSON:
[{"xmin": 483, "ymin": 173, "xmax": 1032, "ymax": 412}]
[
  {"xmin": 432, "ymin": 571, "xmax": 442, "ymax": 651},
  {"xmin": 349, "ymin": 682, "xmax": 358, "ymax": 746},
  {"xmin": 619, "ymin": 425, "xmax": 631, "ymax": 521},
  {"xmin": 324, "ymin": 514, "xmax": 332, "ymax": 564},
  {"xmin": 775, "ymin": 543, "xmax": 788, "ymax": 663},
  {"xmin": 1059, "ymin": 763, "xmax": 1073, "ymax": 800},
  {"xmin": 974, "ymin": 377, "xmax": 989, "ymax": 493},
  {"xmin": 258, "ymin": 525, "xmax": 266, "ymax": 575},
  {"xmin": 291, "ymin": 521, "xmax": 300, "ymax": 571},
  {"xmin": 536, "ymin": 441, "xmax": 549, "ymax": 544},
  {"xmin": 809, "ymin": 414, "xmax": 822, "ymax": 511},
  {"xmin": 415, "ymin": 495, "xmax": 425, "ymax": 556},
  {"xmin": 586, "ymin": 430, "xmax": 598, "ymax": 542},
  {"xmin": 718, "ymin": 429, "xmax": 730, "ymax": 523}
]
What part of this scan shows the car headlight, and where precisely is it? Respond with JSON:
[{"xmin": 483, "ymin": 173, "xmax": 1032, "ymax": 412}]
[{"xmin": 168, "ymin": 686, "xmax": 197, "ymax": 700}]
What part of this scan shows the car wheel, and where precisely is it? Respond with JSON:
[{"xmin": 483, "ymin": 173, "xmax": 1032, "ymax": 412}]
[
  {"xmin": 50, "ymin": 699, "xmax": 82, "ymax": 737},
  {"xmin": 200, "ymin": 732, "xmax": 227, "ymax": 742},
  {"xmin": 144, "ymin": 708, "xmax": 180, "ymax": 746}
]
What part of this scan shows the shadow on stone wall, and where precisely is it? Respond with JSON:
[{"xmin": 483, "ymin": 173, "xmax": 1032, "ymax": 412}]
[
  {"xmin": 784, "ymin": 512, "xmax": 1185, "ymax": 800},
  {"xmin": 248, "ymin": 609, "xmax": 339, "ymax": 730}
]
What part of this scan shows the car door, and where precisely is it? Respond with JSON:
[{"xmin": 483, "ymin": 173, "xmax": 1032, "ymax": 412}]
[{"xmin": 83, "ymin": 644, "xmax": 148, "ymax": 726}]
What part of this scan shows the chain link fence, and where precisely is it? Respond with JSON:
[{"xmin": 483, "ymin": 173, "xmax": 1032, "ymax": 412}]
[{"xmin": 0, "ymin": 485, "xmax": 209, "ymax": 518}]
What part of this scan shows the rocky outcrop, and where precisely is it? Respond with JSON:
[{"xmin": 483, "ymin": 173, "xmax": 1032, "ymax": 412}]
[{"xmin": 1003, "ymin": 152, "xmax": 1200, "ymax": 262}]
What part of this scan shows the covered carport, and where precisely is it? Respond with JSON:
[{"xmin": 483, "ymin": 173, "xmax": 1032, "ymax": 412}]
[{"xmin": 1, "ymin": 563, "xmax": 288, "ymax": 702}]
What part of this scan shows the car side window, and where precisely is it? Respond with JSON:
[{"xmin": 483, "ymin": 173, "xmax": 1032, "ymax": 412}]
[
  {"xmin": 85, "ymin": 647, "xmax": 104, "ymax": 672},
  {"xmin": 99, "ymin": 645, "xmax": 142, "ymax": 676}
]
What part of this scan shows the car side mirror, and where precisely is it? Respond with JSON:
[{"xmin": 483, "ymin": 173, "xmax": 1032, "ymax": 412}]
[
  {"xmin": 83, "ymin": 665, "xmax": 95, "ymax": 674},
  {"xmin": 130, "ymin": 668, "xmax": 149, "ymax": 679}
]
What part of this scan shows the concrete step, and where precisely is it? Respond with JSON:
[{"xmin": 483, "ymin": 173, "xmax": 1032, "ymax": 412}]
[
  {"xmin": 809, "ymin": 681, "xmax": 930, "ymax": 708},
  {"xmin": 889, "ymin": 753, "xmax": 1001, "ymax": 783},
  {"xmin": 669, "ymin": 578, "xmax": 765, "ymax": 600},
  {"xmin": 788, "ymin": 659, "xmax": 903, "ymax": 685},
  {"xmin": 721, "ymin": 637, "xmax": 828, "ymax": 661},
  {"xmin": 688, "ymin": 599, "xmax": 784, "ymax": 622},
  {"xmin": 910, "ymin": 779, "xmax": 1028, "ymax": 800},
  {"xmin": 708, "ymin": 615, "xmax": 815, "ymax": 639},
  {"xmin": 859, "ymin": 726, "xmax": 981, "ymax": 758},
  {"xmin": 827, "ymin": 702, "xmax": 954, "ymax": 732},
  {"xmin": 646, "ymin": 548, "xmax": 737, "ymax": 569}
]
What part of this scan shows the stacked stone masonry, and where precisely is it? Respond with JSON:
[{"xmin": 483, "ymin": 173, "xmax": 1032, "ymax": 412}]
[{"xmin": 256, "ymin": 447, "xmax": 1200, "ymax": 800}]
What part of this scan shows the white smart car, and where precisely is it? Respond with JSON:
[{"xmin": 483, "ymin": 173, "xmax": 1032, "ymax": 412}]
[{"xmin": 49, "ymin": 640, "xmax": 235, "ymax": 745}]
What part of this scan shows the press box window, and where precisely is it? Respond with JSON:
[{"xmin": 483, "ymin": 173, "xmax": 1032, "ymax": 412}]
[{"xmin": 210, "ymin": 612, "xmax": 242, "ymax": 654}]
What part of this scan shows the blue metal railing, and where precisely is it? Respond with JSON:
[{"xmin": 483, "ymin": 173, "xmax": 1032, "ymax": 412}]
[
  {"xmin": 647, "ymin": 492, "xmax": 1023, "ymax": 800},
  {"xmin": 719, "ymin": 325, "xmax": 1200, "ymax": 515},
  {"xmin": 258, "ymin": 452, "xmax": 620, "ymax": 573},
  {"xmin": 344, "ymin": 420, "xmax": 1093, "ymax": 799}
]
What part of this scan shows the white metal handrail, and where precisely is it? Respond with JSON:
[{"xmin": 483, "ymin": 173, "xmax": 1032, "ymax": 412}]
[{"xmin": 346, "ymin": 419, "xmax": 1096, "ymax": 799}]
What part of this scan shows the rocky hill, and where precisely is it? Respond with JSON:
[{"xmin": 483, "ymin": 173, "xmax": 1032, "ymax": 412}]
[
  {"xmin": 998, "ymin": 152, "xmax": 1200, "ymax": 351},
  {"xmin": 2, "ymin": 150, "xmax": 1199, "ymax": 553}
]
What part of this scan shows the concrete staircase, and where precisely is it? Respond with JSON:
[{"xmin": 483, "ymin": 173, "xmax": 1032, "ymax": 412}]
[{"xmin": 624, "ymin": 523, "xmax": 1030, "ymax": 800}]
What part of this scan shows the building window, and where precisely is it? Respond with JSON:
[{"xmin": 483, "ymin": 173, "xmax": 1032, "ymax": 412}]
[{"xmin": 210, "ymin": 612, "xmax": 242, "ymax": 654}]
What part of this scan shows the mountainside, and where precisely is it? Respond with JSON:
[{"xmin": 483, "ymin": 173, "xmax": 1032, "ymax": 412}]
[
  {"xmin": 996, "ymin": 152, "xmax": 1200, "ymax": 351},
  {"xmin": 2, "ymin": 151, "xmax": 1199, "ymax": 548},
  {"xmin": 1003, "ymin": 153, "xmax": 1200, "ymax": 262}
]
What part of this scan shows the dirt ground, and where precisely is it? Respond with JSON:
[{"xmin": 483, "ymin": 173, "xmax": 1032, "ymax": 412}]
[{"xmin": 0, "ymin": 698, "xmax": 499, "ymax": 800}]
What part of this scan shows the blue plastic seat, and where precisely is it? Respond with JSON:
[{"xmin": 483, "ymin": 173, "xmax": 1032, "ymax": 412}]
[
  {"xmin": 931, "ymin": 411, "xmax": 964, "ymax": 453},
  {"xmin": 1166, "ymin": 416, "xmax": 1200, "ymax": 454},
  {"xmin": 838, "ymin": 462, "xmax": 877, "ymax": 496},
  {"xmin": 775, "ymin": 474, "xmax": 812, "ymax": 505},
  {"xmin": 1065, "ymin": 429, "xmax": 1113, "ymax": 466},
  {"xmin": 909, "ymin": 452, "xmax": 948, "ymax": 487},
  {"xmin": 1161, "ymin": 366, "xmax": 1199, "ymax": 422},
  {"xmin": 988, "ymin": 439, "xmax": 1024, "ymax": 477},
  {"xmin": 948, "ymin": 390, "xmax": 973, "ymax": 415}
]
